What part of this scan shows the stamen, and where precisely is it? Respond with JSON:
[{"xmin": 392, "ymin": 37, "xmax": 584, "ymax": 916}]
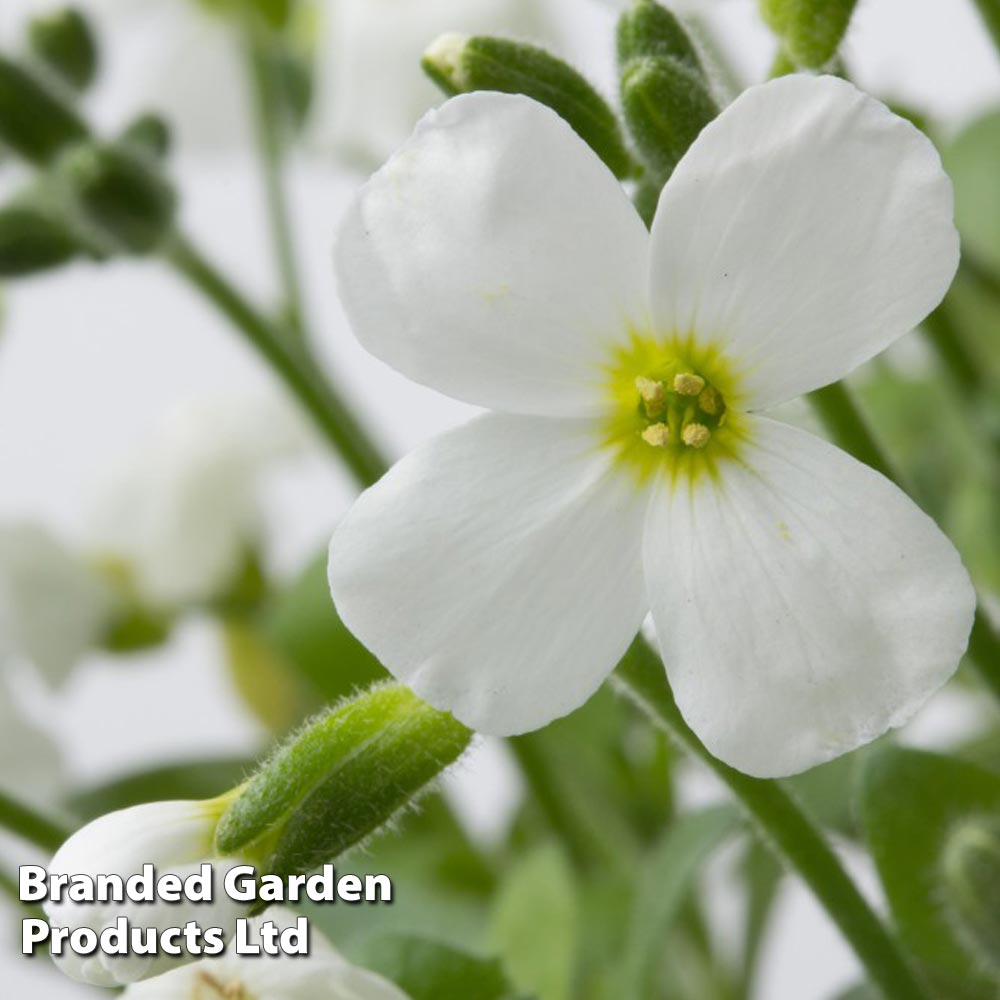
[
  {"xmin": 698, "ymin": 385, "xmax": 721, "ymax": 415},
  {"xmin": 681, "ymin": 423, "xmax": 711, "ymax": 449},
  {"xmin": 634, "ymin": 376, "xmax": 665, "ymax": 418},
  {"xmin": 673, "ymin": 372, "xmax": 705, "ymax": 396},
  {"xmin": 641, "ymin": 422, "xmax": 672, "ymax": 448}
]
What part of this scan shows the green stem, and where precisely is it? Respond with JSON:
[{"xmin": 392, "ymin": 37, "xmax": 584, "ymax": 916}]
[
  {"xmin": 613, "ymin": 639, "xmax": 934, "ymax": 1000},
  {"xmin": 243, "ymin": 29, "xmax": 307, "ymax": 342},
  {"xmin": 808, "ymin": 381, "xmax": 1000, "ymax": 702},
  {"xmin": 922, "ymin": 304, "xmax": 985, "ymax": 399},
  {"xmin": 0, "ymin": 791, "xmax": 70, "ymax": 854},
  {"xmin": 163, "ymin": 232, "xmax": 389, "ymax": 489}
]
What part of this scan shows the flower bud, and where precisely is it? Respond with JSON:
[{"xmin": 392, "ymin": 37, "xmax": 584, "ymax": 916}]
[
  {"xmin": 61, "ymin": 141, "xmax": 176, "ymax": 254},
  {"xmin": 120, "ymin": 114, "xmax": 172, "ymax": 161},
  {"xmin": 423, "ymin": 33, "xmax": 635, "ymax": 180},
  {"xmin": 760, "ymin": 0, "xmax": 859, "ymax": 69},
  {"xmin": 619, "ymin": 54, "xmax": 718, "ymax": 184},
  {"xmin": 0, "ymin": 55, "xmax": 87, "ymax": 165},
  {"xmin": 940, "ymin": 815, "xmax": 1000, "ymax": 974},
  {"xmin": 215, "ymin": 684, "xmax": 471, "ymax": 880},
  {"xmin": 0, "ymin": 202, "xmax": 82, "ymax": 277},
  {"xmin": 45, "ymin": 797, "xmax": 249, "ymax": 987},
  {"xmin": 616, "ymin": 0, "xmax": 704, "ymax": 70},
  {"xmin": 27, "ymin": 7, "xmax": 99, "ymax": 91}
]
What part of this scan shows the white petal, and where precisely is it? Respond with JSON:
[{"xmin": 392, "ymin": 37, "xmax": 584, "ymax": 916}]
[
  {"xmin": 648, "ymin": 74, "xmax": 959, "ymax": 409},
  {"xmin": 643, "ymin": 417, "xmax": 975, "ymax": 778},
  {"xmin": 329, "ymin": 414, "xmax": 649, "ymax": 734},
  {"xmin": 0, "ymin": 522, "xmax": 116, "ymax": 684},
  {"xmin": 335, "ymin": 91, "xmax": 648, "ymax": 417}
]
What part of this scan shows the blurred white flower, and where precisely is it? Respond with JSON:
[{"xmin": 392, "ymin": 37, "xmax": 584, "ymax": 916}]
[
  {"xmin": 329, "ymin": 76, "xmax": 974, "ymax": 779},
  {"xmin": 0, "ymin": 522, "xmax": 116, "ymax": 685},
  {"xmin": 45, "ymin": 798, "xmax": 248, "ymax": 987},
  {"xmin": 0, "ymin": 675, "xmax": 62, "ymax": 806},
  {"xmin": 89, "ymin": 393, "xmax": 314, "ymax": 608},
  {"xmin": 123, "ymin": 907, "xmax": 410, "ymax": 1000}
]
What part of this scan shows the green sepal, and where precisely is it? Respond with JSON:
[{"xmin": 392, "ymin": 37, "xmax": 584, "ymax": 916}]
[
  {"xmin": 760, "ymin": 0, "xmax": 859, "ymax": 69},
  {"xmin": 0, "ymin": 55, "xmax": 88, "ymax": 165},
  {"xmin": 215, "ymin": 684, "xmax": 472, "ymax": 878},
  {"xmin": 940, "ymin": 815, "xmax": 1000, "ymax": 977},
  {"xmin": 61, "ymin": 142, "xmax": 176, "ymax": 254},
  {"xmin": 619, "ymin": 55, "xmax": 718, "ymax": 185},
  {"xmin": 0, "ymin": 201, "xmax": 82, "ymax": 277},
  {"xmin": 120, "ymin": 113, "xmax": 173, "ymax": 161},
  {"xmin": 27, "ymin": 7, "xmax": 99, "ymax": 91},
  {"xmin": 616, "ymin": 0, "xmax": 704, "ymax": 71},
  {"xmin": 423, "ymin": 34, "xmax": 635, "ymax": 180}
]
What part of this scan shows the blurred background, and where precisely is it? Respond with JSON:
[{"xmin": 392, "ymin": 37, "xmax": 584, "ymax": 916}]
[{"xmin": 1, "ymin": 0, "xmax": 999, "ymax": 996}]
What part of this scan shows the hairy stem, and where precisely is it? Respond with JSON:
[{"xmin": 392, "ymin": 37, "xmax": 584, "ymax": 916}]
[{"xmin": 614, "ymin": 640, "xmax": 934, "ymax": 1000}]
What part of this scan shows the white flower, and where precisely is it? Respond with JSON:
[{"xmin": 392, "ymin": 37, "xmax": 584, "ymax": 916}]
[
  {"xmin": 328, "ymin": 75, "xmax": 976, "ymax": 779},
  {"xmin": 122, "ymin": 907, "xmax": 410, "ymax": 1000},
  {"xmin": 313, "ymin": 0, "xmax": 558, "ymax": 165},
  {"xmin": 0, "ymin": 521, "xmax": 116, "ymax": 685},
  {"xmin": 45, "ymin": 799, "xmax": 248, "ymax": 987},
  {"xmin": 0, "ymin": 675, "xmax": 62, "ymax": 806},
  {"xmin": 90, "ymin": 394, "xmax": 313, "ymax": 608}
]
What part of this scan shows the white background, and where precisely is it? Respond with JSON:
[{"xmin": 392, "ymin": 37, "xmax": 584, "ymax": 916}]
[{"xmin": 1, "ymin": 0, "xmax": 998, "ymax": 996}]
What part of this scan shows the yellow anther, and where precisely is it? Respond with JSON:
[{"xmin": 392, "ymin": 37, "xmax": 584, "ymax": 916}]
[
  {"xmin": 197, "ymin": 973, "xmax": 250, "ymax": 1000},
  {"xmin": 641, "ymin": 422, "xmax": 672, "ymax": 448},
  {"xmin": 634, "ymin": 376, "xmax": 665, "ymax": 417},
  {"xmin": 673, "ymin": 372, "xmax": 705, "ymax": 396},
  {"xmin": 681, "ymin": 423, "xmax": 711, "ymax": 449},
  {"xmin": 698, "ymin": 385, "xmax": 721, "ymax": 415}
]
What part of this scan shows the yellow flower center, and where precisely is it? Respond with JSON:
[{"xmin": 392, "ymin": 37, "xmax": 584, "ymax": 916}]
[
  {"xmin": 601, "ymin": 330, "xmax": 749, "ymax": 485},
  {"xmin": 196, "ymin": 972, "xmax": 253, "ymax": 999}
]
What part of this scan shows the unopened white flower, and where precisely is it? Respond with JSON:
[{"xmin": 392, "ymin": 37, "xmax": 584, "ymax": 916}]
[
  {"xmin": 0, "ymin": 521, "xmax": 116, "ymax": 685},
  {"xmin": 123, "ymin": 907, "xmax": 410, "ymax": 1000},
  {"xmin": 314, "ymin": 0, "xmax": 558, "ymax": 165},
  {"xmin": 90, "ymin": 394, "xmax": 313, "ymax": 608},
  {"xmin": 329, "ymin": 75, "xmax": 976, "ymax": 778},
  {"xmin": 0, "ymin": 676, "xmax": 62, "ymax": 805},
  {"xmin": 45, "ymin": 798, "xmax": 248, "ymax": 987}
]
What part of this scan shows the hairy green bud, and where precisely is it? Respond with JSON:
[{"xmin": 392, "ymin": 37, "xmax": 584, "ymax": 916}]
[
  {"xmin": 28, "ymin": 7, "xmax": 99, "ymax": 91},
  {"xmin": 120, "ymin": 113, "xmax": 172, "ymax": 161},
  {"xmin": 617, "ymin": 0, "xmax": 704, "ymax": 70},
  {"xmin": 940, "ymin": 815, "xmax": 1000, "ymax": 975},
  {"xmin": 761, "ymin": 0, "xmax": 859, "ymax": 69},
  {"xmin": 0, "ymin": 202, "xmax": 82, "ymax": 277},
  {"xmin": 0, "ymin": 56, "xmax": 87, "ymax": 164},
  {"xmin": 215, "ymin": 684, "xmax": 471, "ymax": 880},
  {"xmin": 423, "ymin": 33, "xmax": 635, "ymax": 180},
  {"xmin": 62, "ymin": 142, "xmax": 176, "ymax": 254},
  {"xmin": 620, "ymin": 55, "xmax": 718, "ymax": 185}
]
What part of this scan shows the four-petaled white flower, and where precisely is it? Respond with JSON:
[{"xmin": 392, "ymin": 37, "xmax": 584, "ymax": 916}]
[
  {"xmin": 328, "ymin": 75, "xmax": 976, "ymax": 778},
  {"xmin": 46, "ymin": 799, "xmax": 249, "ymax": 987},
  {"xmin": 123, "ymin": 907, "xmax": 410, "ymax": 1000}
]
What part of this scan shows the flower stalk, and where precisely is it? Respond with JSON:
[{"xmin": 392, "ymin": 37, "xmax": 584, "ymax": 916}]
[
  {"xmin": 0, "ymin": 789, "xmax": 71, "ymax": 854},
  {"xmin": 613, "ymin": 638, "xmax": 934, "ymax": 1000}
]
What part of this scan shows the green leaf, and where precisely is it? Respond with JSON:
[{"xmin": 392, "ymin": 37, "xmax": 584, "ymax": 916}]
[
  {"xmin": 860, "ymin": 746, "xmax": 1000, "ymax": 998},
  {"xmin": 68, "ymin": 758, "xmax": 252, "ymax": 819},
  {"xmin": 262, "ymin": 552, "xmax": 388, "ymax": 707},
  {"xmin": 356, "ymin": 935, "xmax": 518, "ymax": 1000},
  {"xmin": 490, "ymin": 844, "xmax": 578, "ymax": 1000},
  {"xmin": 619, "ymin": 806, "xmax": 741, "ymax": 999},
  {"xmin": 422, "ymin": 34, "xmax": 635, "ymax": 180}
]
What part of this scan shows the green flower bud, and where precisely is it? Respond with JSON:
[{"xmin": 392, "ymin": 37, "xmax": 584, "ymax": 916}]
[
  {"xmin": 62, "ymin": 142, "xmax": 176, "ymax": 254},
  {"xmin": 760, "ymin": 0, "xmax": 859, "ymax": 69},
  {"xmin": 27, "ymin": 7, "xmax": 99, "ymax": 91},
  {"xmin": 616, "ymin": 0, "xmax": 704, "ymax": 72},
  {"xmin": 940, "ymin": 815, "xmax": 1000, "ymax": 974},
  {"xmin": 215, "ymin": 684, "xmax": 471, "ymax": 882},
  {"xmin": 0, "ymin": 56, "xmax": 87, "ymax": 165},
  {"xmin": 423, "ymin": 33, "xmax": 635, "ymax": 181},
  {"xmin": 620, "ymin": 54, "xmax": 718, "ymax": 185},
  {"xmin": 120, "ymin": 113, "xmax": 172, "ymax": 161},
  {"xmin": 0, "ymin": 202, "xmax": 82, "ymax": 277}
]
